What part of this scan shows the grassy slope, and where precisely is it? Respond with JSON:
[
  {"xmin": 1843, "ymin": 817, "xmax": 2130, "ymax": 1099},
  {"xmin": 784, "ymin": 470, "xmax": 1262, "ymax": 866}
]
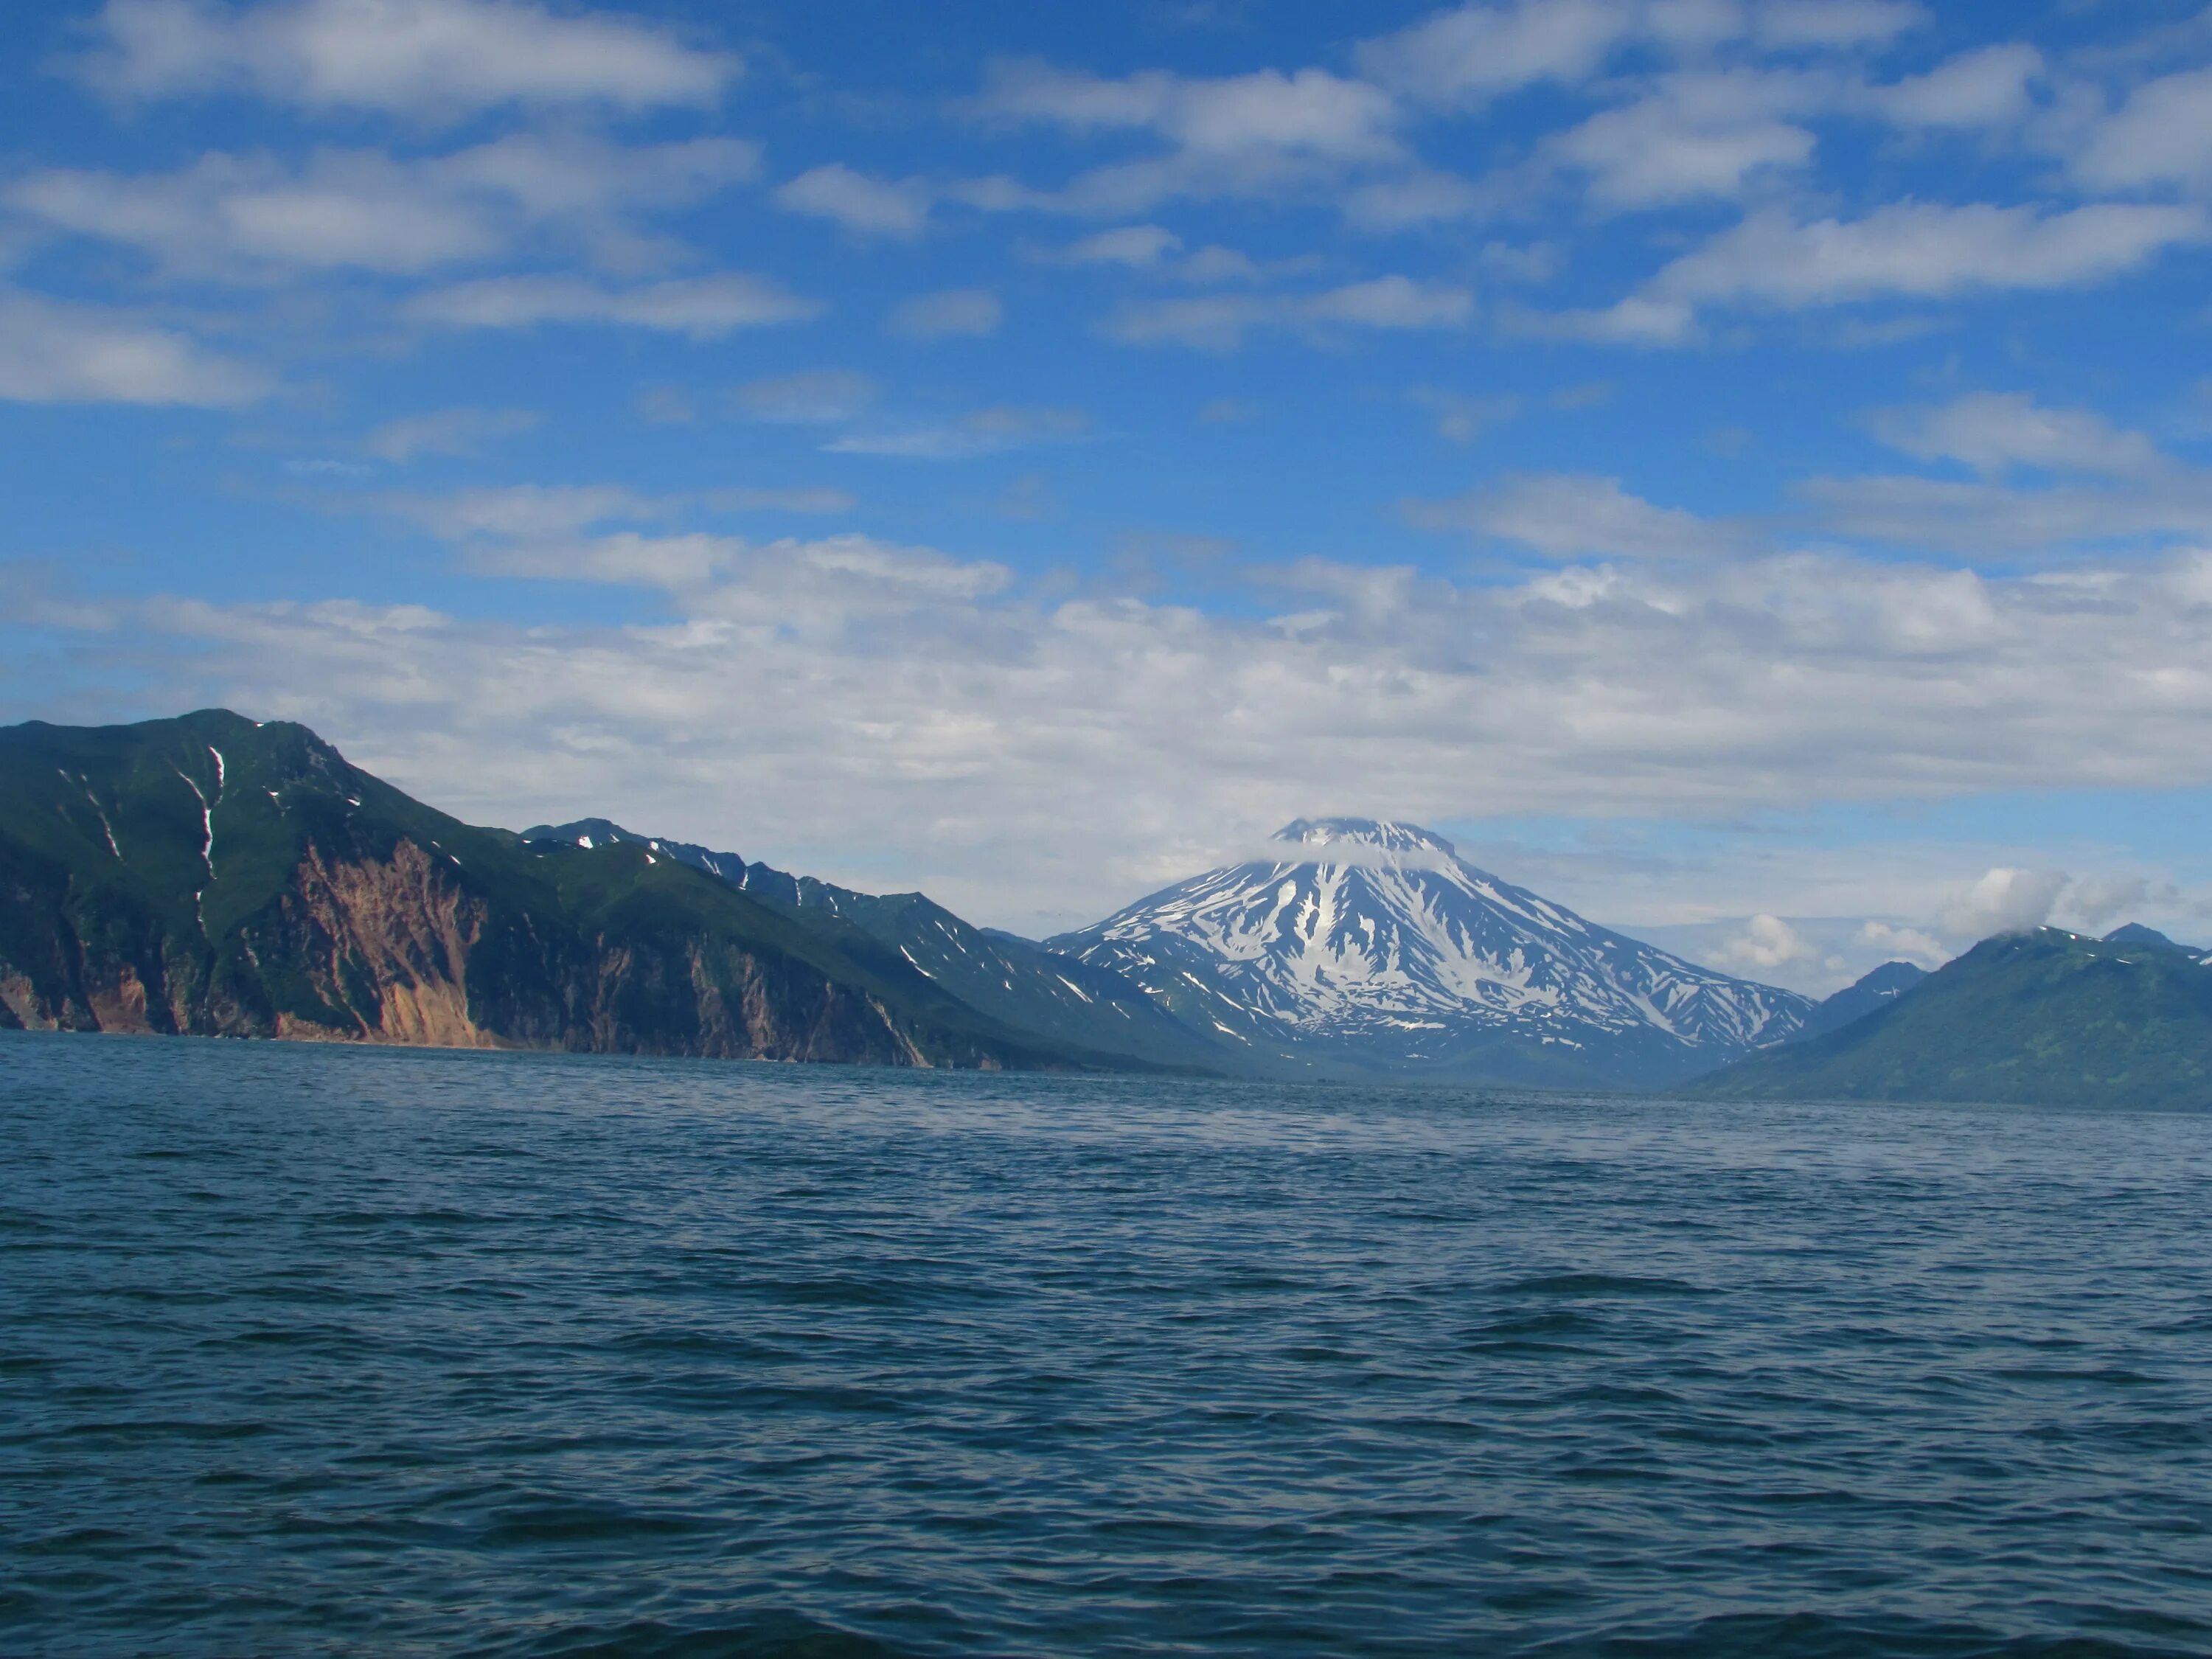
[{"xmin": 1690, "ymin": 928, "xmax": 2212, "ymax": 1109}]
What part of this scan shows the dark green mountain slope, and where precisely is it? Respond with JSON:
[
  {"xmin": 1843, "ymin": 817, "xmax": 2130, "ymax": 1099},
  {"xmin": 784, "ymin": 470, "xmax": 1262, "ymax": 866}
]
[
  {"xmin": 0, "ymin": 711, "xmax": 1158, "ymax": 1071},
  {"xmin": 524, "ymin": 818, "xmax": 1233, "ymax": 1071},
  {"xmin": 1787, "ymin": 959, "xmax": 1928, "ymax": 1044},
  {"xmin": 1690, "ymin": 928, "xmax": 2212, "ymax": 1109}
]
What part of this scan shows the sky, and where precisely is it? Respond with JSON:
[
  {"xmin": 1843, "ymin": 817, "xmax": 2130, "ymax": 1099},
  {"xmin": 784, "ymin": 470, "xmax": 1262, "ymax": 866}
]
[{"xmin": 4, "ymin": 0, "xmax": 2212, "ymax": 995}]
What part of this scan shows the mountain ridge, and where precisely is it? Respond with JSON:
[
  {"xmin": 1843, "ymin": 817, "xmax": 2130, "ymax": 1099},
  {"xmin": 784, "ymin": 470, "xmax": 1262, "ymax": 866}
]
[
  {"xmin": 1689, "ymin": 927, "xmax": 2212, "ymax": 1109},
  {"xmin": 0, "ymin": 712, "xmax": 1172, "ymax": 1072},
  {"xmin": 523, "ymin": 818, "xmax": 1231, "ymax": 1071}
]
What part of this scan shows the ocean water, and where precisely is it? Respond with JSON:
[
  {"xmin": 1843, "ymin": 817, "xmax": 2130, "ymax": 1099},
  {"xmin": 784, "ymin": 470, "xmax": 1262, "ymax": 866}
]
[{"xmin": 4, "ymin": 1034, "xmax": 2211, "ymax": 1658}]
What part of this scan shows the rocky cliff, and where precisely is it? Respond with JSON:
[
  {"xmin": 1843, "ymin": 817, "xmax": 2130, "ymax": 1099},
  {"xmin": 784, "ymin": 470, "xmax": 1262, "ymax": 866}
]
[{"xmin": 0, "ymin": 711, "xmax": 1130, "ymax": 1071}]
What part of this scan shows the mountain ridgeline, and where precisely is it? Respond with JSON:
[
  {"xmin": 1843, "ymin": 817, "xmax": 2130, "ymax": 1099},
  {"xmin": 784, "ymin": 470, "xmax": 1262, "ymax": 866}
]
[
  {"xmin": 9, "ymin": 712, "xmax": 2204, "ymax": 1105},
  {"xmin": 0, "ymin": 713, "xmax": 1164, "ymax": 1071},
  {"xmin": 1691, "ymin": 928, "xmax": 2212, "ymax": 1109},
  {"xmin": 1, "ymin": 713, "xmax": 1815, "ymax": 1085}
]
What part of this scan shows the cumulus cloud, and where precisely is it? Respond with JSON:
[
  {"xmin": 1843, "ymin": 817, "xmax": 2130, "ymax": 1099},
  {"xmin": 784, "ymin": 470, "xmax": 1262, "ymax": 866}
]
[
  {"xmin": 80, "ymin": 0, "xmax": 738, "ymax": 119},
  {"xmin": 1755, "ymin": 0, "xmax": 1925, "ymax": 50},
  {"xmin": 407, "ymin": 272, "xmax": 820, "ymax": 337},
  {"xmin": 1711, "ymin": 912, "xmax": 1820, "ymax": 970},
  {"xmin": 7, "ymin": 136, "xmax": 761, "ymax": 282},
  {"xmin": 1547, "ymin": 72, "xmax": 1819, "ymax": 209},
  {"xmin": 1941, "ymin": 866, "xmax": 2067, "ymax": 939},
  {"xmin": 2069, "ymin": 65, "xmax": 2212, "ymax": 192},
  {"xmin": 775, "ymin": 164, "xmax": 934, "ymax": 239},
  {"xmin": 1039, "ymin": 224, "xmax": 1182, "ymax": 267},
  {"xmin": 1801, "ymin": 462, "xmax": 2212, "ymax": 557},
  {"xmin": 1856, "ymin": 919, "xmax": 1947, "ymax": 967},
  {"xmin": 887, "ymin": 288, "xmax": 1002, "ymax": 340},
  {"xmin": 62, "ymin": 537, "xmax": 2212, "ymax": 929},
  {"xmin": 1405, "ymin": 472, "xmax": 1738, "ymax": 559},
  {"xmin": 970, "ymin": 59, "xmax": 1402, "ymax": 215},
  {"xmin": 1874, "ymin": 43, "xmax": 2041, "ymax": 131},
  {"xmin": 1871, "ymin": 393, "xmax": 2166, "ymax": 479},
  {"xmin": 1357, "ymin": 0, "xmax": 1644, "ymax": 108},
  {"xmin": 1554, "ymin": 201, "xmax": 2207, "ymax": 343},
  {"xmin": 364, "ymin": 406, "xmax": 537, "ymax": 462},
  {"xmin": 0, "ymin": 288, "xmax": 268, "ymax": 405},
  {"xmin": 1104, "ymin": 276, "xmax": 1472, "ymax": 351}
]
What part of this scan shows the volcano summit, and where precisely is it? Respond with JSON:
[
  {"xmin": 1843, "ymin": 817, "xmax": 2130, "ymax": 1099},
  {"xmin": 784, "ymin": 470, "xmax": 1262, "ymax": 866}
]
[{"xmin": 1051, "ymin": 818, "xmax": 1812, "ymax": 1089}]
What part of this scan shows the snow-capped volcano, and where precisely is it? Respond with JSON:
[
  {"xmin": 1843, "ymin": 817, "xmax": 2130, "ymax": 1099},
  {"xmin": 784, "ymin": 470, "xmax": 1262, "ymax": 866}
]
[{"xmin": 1048, "ymin": 818, "xmax": 1812, "ymax": 1089}]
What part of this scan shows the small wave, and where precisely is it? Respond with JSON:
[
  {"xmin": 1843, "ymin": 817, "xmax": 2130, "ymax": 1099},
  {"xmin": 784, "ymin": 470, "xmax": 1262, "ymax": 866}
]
[
  {"xmin": 483, "ymin": 1610, "xmax": 909, "ymax": 1658},
  {"xmin": 1495, "ymin": 1272, "xmax": 1710, "ymax": 1298}
]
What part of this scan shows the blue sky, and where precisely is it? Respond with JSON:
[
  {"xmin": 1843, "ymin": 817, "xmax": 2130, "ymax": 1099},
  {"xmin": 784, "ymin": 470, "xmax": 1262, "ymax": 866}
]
[{"xmin": 5, "ymin": 0, "xmax": 2212, "ymax": 992}]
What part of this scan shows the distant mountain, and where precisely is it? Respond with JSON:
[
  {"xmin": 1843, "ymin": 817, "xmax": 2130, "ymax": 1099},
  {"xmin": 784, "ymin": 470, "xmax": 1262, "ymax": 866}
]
[
  {"xmin": 1689, "ymin": 928, "xmax": 2212, "ymax": 1110},
  {"xmin": 0, "ymin": 712, "xmax": 1163, "ymax": 1073},
  {"xmin": 1787, "ymin": 960, "xmax": 1929, "ymax": 1044},
  {"xmin": 1049, "ymin": 818, "xmax": 1812, "ymax": 1089},
  {"xmin": 2106, "ymin": 922, "xmax": 2207, "ymax": 953},
  {"xmin": 525, "ymin": 819, "xmax": 1229, "ymax": 1072}
]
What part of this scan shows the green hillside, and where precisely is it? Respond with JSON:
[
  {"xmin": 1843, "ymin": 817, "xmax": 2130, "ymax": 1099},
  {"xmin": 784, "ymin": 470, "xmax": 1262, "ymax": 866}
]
[
  {"xmin": 1690, "ymin": 928, "xmax": 2212, "ymax": 1110},
  {"xmin": 0, "ymin": 710, "xmax": 1173, "ymax": 1071}
]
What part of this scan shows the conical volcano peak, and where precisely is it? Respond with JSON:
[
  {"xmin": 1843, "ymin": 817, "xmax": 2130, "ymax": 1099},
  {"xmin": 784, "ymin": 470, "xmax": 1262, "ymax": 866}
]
[{"xmin": 1270, "ymin": 818, "xmax": 1457, "ymax": 859}]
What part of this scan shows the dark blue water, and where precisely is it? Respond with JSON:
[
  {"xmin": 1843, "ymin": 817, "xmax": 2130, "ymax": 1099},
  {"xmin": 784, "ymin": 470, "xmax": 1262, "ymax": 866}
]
[{"xmin": 5, "ymin": 1034, "xmax": 2212, "ymax": 1658}]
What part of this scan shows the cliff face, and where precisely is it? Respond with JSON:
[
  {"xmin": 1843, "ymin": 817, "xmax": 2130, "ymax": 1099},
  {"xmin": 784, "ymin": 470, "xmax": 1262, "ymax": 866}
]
[{"xmin": 0, "ymin": 712, "xmax": 1100, "ymax": 1070}]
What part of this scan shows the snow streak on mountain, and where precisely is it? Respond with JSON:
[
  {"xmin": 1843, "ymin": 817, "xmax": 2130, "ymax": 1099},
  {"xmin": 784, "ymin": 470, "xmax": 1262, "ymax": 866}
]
[{"xmin": 1049, "ymin": 818, "xmax": 1813, "ymax": 1088}]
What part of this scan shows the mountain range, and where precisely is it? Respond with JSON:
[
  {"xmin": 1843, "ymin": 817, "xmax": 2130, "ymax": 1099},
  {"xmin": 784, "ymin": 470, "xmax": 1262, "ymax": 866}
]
[
  {"xmin": 0, "ymin": 712, "xmax": 1159, "ymax": 1071},
  {"xmin": 4, "ymin": 711, "xmax": 2204, "ymax": 1107}
]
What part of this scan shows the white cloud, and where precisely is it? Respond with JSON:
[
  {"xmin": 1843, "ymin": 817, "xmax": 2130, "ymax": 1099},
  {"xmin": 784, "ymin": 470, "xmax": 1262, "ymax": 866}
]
[
  {"xmin": 888, "ymin": 288, "xmax": 1002, "ymax": 341},
  {"xmin": 1357, "ymin": 0, "xmax": 1644, "ymax": 108},
  {"xmin": 1549, "ymin": 76, "xmax": 1818, "ymax": 209},
  {"xmin": 1856, "ymin": 919, "xmax": 1947, "ymax": 967},
  {"xmin": 1557, "ymin": 201, "xmax": 2208, "ymax": 341},
  {"xmin": 1041, "ymin": 224, "xmax": 1182, "ymax": 267},
  {"xmin": 775, "ymin": 164, "xmax": 934, "ymax": 239},
  {"xmin": 1802, "ymin": 465, "xmax": 2212, "ymax": 556},
  {"xmin": 408, "ymin": 273, "xmax": 820, "ymax": 337},
  {"xmin": 364, "ymin": 406, "xmax": 536, "ymax": 462},
  {"xmin": 972, "ymin": 60, "xmax": 1402, "ymax": 215},
  {"xmin": 7, "ymin": 136, "xmax": 760, "ymax": 282},
  {"xmin": 1871, "ymin": 393, "xmax": 2165, "ymax": 479},
  {"xmin": 1304, "ymin": 275, "xmax": 1473, "ymax": 328},
  {"xmin": 1711, "ymin": 912, "xmax": 1819, "ymax": 970},
  {"xmin": 734, "ymin": 369, "xmax": 877, "ymax": 424},
  {"xmin": 0, "ymin": 288, "xmax": 268, "ymax": 405},
  {"xmin": 825, "ymin": 405, "xmax": 1089, "ymax": 461},
  {"xmin": 1755, "ymin": 1, "xmax": 1924, "ymax": 50},
  {"xmin": 2070, "ymin": 65, "xmax": 2212, "ymax": 192},
  {"xmin": 982, "ymin": 60, "xmax": 1399, "ymax": 160},
  {"xmin": 391, "ymin": 483, "xmax": 658, "ymax": 540},
  {"xmin": 81, "ymin": 0, "xmax": 737, "ymax": 119},
  {"xmin": 1874, "ymin": 43, "xmax": 2041, "ymax": 130},
  {"xmin": 1406, "ymin": 472, "xmax": 1736, "ymax": 559},
  {"xmin": 1104, "ymin": 277, "xmax": 1472, "ymax": 350},
  {"xmin": 1941, "ymin": 866, "xmax": 2067, "ymax": 940},
  {"xmin": 84, "ymin": 541, "xmax": 2212, "ymax": 932}
]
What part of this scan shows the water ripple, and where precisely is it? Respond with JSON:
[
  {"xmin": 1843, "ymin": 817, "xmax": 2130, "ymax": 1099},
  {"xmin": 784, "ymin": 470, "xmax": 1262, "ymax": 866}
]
[{"xmin": 3, "ymin": 1032, "xmax": 2211, "ymax": 1657}]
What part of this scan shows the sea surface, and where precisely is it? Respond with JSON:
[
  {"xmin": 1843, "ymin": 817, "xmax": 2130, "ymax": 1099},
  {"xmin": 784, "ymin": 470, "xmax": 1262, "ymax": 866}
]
[{"xmin": 4, "ymin": 1034, "xmax": 2212, "ymax": 1658}]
